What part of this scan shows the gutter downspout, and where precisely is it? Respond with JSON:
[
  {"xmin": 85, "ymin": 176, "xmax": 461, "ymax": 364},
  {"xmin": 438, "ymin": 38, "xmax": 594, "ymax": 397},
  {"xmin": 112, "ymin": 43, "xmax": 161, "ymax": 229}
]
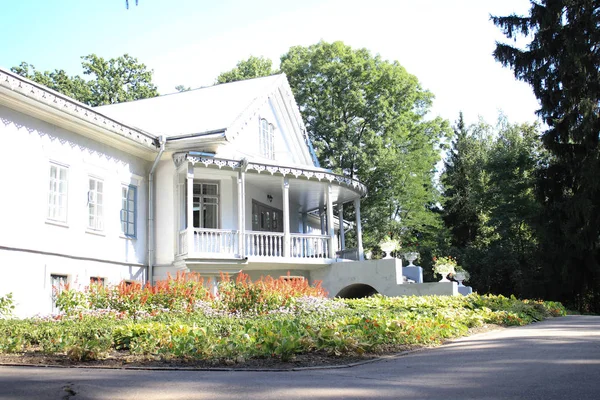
[{"xmin": 148, "ymin": 136, "xmax": 166, "ymax": 285}]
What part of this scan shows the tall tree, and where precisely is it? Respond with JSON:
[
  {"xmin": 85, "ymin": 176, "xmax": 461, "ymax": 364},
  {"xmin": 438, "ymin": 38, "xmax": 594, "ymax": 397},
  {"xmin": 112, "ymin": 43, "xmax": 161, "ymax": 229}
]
[
  {"xmin": 442, "ymin": 115, "xmax": 544, "ymax": 297},
  {"xmin": 493, "ymin": 1, "xmax": 600, "ymax": 311},
  {"xmin": 11, "ymin": 54, "xmax": 159, "ymax": 107},
  {"xmin": 216, "ymin": 56, "xmax": 277, "ymax": 84},
  {"xmin": 279, "ymin": 41, "xmax": 450, "ymax": 248},
  {"xmin": 442, "ymin": 113, "xmax": 490, "ymax": 248},
  {"xmin": 80, "ymin": 54, "xmax": 159, "ymax": 106},
  {"xmin": 475, "ymin": 119, "xmax": 544, "ymax": 296}
]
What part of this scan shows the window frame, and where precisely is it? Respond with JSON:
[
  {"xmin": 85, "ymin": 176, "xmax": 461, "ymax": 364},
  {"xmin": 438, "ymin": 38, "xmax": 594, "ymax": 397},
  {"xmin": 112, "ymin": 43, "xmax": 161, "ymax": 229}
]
[
  {"xmin": 120, "ymin": 184, "xmax": 137, "ymax": 238},
  {"xmin": 87, "ymin": 176, "xmax": 104, "ymax": 232},
  {"xmin": 47, "ymin": 162, "xmax": 69, "ymax": 224},
  {"xmin": 90, "ymin": 276, "xmax": 106, "ymax": 286},
  {"xmin": 259, "ymin": 118, "xmax": 275, "ymax": 159},
  {"xmin": 191, "ymin": 181, "xmax": 220, "ymax": 229},
  {"xmin": 50, "ymin": 274, "xmax": 68, "ymax": 314}
]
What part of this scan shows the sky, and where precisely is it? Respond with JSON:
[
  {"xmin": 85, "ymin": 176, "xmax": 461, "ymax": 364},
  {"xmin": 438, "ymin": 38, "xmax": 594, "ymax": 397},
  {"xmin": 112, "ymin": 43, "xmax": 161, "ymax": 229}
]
[{"xmin": 0, "ymin": 0, "xmax": 540, "ymax": 127}]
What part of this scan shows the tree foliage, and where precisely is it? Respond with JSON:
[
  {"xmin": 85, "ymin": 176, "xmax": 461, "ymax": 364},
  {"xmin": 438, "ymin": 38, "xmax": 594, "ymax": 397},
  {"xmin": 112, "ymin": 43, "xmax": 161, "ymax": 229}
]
[
  {"xmin": 442, "ymin": 115, "xmax": 544, "ymax": 298},
  {"xmin": 442, "ymin": 113, "xmax": 490, "ymax": 248},
  {"xmin": 216, "ymin": 56, "xmax": 277, "ymax": 84},
  {"xmin": 493, "ymin": 0, "xmax": 600, "ymax": 311},
  {"xmin": 11, "ymin": 54, "xmax": 159, "ymax": 107},
  {"xmin": 279, "ymin": 41, "xmax": 450, "ymax": 248}
]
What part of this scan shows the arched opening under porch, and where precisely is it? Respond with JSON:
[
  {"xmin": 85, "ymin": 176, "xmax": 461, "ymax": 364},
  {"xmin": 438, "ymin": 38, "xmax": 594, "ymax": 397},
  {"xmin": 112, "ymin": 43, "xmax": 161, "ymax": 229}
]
[{"xmin": 335, "ymin": 283, "xmax": 379, "ymax": 299}]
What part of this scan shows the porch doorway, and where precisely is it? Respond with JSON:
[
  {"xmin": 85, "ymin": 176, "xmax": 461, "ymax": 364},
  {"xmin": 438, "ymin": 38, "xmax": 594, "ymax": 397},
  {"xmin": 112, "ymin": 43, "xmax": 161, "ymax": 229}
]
[
  {"xmin": 251, "ymin": 200, "xmax": 283, "ymax": 233},
  {"xmin": 249, "ymin": 200, "xmax": 284, "ymax": 256}
]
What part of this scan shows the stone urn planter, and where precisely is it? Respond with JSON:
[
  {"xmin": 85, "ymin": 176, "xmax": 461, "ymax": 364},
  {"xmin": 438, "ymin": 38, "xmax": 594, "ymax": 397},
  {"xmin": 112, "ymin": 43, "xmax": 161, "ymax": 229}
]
[
  {"xmin": 454, "ymin": 271, "xmax": 469, "ymax": 286},
  {"xmin": 379, "ymin": 239, "xmax": 398, "ymax": 259},
  {"xmin": 403, "ymin": 251, "xmax": 419, "ymax": 266}
]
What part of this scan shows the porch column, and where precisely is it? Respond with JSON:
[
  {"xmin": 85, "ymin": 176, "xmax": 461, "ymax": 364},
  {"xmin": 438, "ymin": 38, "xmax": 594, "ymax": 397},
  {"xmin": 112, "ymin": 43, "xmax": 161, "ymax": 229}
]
[
  {"xmin": 326, "ymin": 183, "xmax": 336, "ymax": 258},
  {"xmin": 354, "ymin": 198, "xmax": 364, "ymax": 261},
  {"xmin": 338, "ymin": 203, "xmax": 345, "ymax": 251},
  {"xmin": 282, "ymin": 177, "xmax": 291, "ymax": 257},
  {"xmin": 186, "ymin": 162, "xmax": 194, "ymax": 254},
  {"xmin": 237, "ymin": 171, "xmax": 246, "ymax": 257}
]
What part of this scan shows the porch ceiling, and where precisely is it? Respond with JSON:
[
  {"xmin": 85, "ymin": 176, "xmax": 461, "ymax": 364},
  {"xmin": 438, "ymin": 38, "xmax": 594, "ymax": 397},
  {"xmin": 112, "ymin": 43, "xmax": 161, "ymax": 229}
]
[
  {"xmin": 176, "ymin": 152, "xmax": 366, "ymax": 212},
  {"xmin": 245, "ymin": 173, "xmax": 359, "ymax": 212}
]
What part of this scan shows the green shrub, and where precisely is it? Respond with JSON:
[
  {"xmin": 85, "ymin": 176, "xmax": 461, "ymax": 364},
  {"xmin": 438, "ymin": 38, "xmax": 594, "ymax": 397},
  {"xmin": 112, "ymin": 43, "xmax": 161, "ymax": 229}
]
[
  {"xmin": 0, "ymin": 293, "xmax": 15, "ymax": 318},
  {"xmin": 1, "ymin": 283, "xmax": 568, "ymax": 363}
]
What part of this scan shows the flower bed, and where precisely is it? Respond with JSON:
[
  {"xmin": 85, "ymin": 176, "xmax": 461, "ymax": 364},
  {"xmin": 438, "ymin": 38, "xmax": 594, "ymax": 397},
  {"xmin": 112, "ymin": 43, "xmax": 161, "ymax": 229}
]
[{"xmin": 0, "ymin": 273, "xmax": 567, "ymax": 365}]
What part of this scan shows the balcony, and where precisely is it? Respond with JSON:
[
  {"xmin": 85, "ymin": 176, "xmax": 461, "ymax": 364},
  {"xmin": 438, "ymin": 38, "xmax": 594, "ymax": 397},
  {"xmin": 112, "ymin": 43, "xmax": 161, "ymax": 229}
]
[
  {"xmin": 172, "ymin": 152, "xmax": 367, "ymax": 268},
  {"xmin": 177, "ymin": 228, "xmax": 331, "ymax": 261}
]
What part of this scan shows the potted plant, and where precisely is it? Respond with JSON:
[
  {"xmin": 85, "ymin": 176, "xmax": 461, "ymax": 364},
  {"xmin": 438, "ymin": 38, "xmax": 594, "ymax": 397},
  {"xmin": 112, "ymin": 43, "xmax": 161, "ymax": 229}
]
[
  {"xmin": 432, "ymin": 256, "xmax": 458, "ymax": 282},
  {"xmin": 379, "ymin": 236, "xmax": 399, "ymax": 259}
]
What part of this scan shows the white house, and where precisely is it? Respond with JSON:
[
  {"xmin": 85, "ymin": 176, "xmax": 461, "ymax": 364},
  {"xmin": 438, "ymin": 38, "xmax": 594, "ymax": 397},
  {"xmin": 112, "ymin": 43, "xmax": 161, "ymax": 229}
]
[
  {"xmin": 0, "ymin": 68, "xmax": 468, "ymax": 317},
  {"xmin": 96, "ymin": 73, "xmax": 368, "ymax": 284}
]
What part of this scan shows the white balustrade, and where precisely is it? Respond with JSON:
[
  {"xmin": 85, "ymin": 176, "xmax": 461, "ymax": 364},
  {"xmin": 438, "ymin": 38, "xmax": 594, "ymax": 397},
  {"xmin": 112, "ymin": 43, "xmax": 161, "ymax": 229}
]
[
  {"xmin": 177, "ymin": 229, "xmax": 188, "ymax": 256},
  {"xmin": 179, "ymin": 229, "xmax": 334, "ymax": 259},
  {"xmin": 290, "ymin": 234, "xmax": 329, "ymax": 258},
  {"xmin": 191, "ymin": 228, "xmax": 239, "ymax": 255},
  {"xmin": 244, "ymin": 231, "xmax": 284, "ymax": 257}
]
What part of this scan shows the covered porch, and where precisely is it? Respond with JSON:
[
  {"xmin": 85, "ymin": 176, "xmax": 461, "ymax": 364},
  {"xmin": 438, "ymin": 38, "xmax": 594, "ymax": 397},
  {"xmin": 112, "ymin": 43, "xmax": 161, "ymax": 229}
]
[{"xmin": 172, "ymin": 153, "xmax": 366, "ymax": 265}]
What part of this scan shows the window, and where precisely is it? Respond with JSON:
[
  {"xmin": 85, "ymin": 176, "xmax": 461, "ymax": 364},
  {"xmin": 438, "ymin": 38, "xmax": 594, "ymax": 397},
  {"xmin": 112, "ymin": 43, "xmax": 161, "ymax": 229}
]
[
  {"xmin": 192, "ymin": 182, "xmax": 219, "ymax": 229},
  {"xmin": 90, "ymin": 277, "xmax": 105, "ymax": 286},
  {"xmin": 88, "ymin": 177, "xmax": 104, "ymax": 231},
  {"xmin": 47, "ymin": 163, "xmax": 68, "ymax": 222},
  {"xmin": 121, "ymin": 185, "xmax": 137, "ymax": 238},
  {"xmin": 259, "ymin": 118, "xmax": 275, "ymax": 159},
  {"xmin": 50, "ymin": 274, "xmax": 68, "ymax": 314}
]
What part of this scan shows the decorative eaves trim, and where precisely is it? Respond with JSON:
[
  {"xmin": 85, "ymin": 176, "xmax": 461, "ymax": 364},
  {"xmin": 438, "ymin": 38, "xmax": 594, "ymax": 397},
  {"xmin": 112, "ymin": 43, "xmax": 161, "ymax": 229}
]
[
  {"xmin": 173, "ymin": 152, "xmax": 367, "ymax": 196},
  {"xmin": 0, "ymin": 68, "xmax": 158, "ymax": 150}
]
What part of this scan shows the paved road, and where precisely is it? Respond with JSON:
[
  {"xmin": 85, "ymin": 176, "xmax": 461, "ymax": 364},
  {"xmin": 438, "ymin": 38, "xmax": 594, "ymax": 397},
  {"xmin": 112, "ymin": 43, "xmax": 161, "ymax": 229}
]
[{"xmin": 1, "ymin": 316, "xmax": 599, "ymax": 400}]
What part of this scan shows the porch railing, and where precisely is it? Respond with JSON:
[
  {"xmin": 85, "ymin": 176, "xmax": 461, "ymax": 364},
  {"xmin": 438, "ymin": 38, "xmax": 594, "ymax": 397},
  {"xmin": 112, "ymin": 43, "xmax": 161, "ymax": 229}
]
[
  {"xmin": 177, "ymin": 229, "xmax": 188, "ymax": 256},
  {"xmin": 191, "ymin": 228, "xmax": 239, "ymax": 255},
  {"xmin": 178, "ymin": 229, "xmax": 335, "ymax": 260},
  {"xmin": 290, "ymin": 234, "xmax": 329, "ymax": 258},
  {"xmin": 244, "ymin": 231, "xmax": 284, "ymax": 257}
]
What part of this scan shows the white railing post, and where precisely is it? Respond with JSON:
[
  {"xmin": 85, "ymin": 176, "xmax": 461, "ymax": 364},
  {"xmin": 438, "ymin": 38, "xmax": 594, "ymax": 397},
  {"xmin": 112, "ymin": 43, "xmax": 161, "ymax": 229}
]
[
  {"xmin": 326, "ymin": 183, "xmax": 336, "ymax": 258},
  {"xmin": 282, "ymin": 177, "xmax": 291, "ymax": 258},
  {"xmin": 354, "ymin": 198, "xmax": 364, "ymax": 261},
  {"xmin": 186, "ymin": 162, "xmax": 194, "ymax": 255}
]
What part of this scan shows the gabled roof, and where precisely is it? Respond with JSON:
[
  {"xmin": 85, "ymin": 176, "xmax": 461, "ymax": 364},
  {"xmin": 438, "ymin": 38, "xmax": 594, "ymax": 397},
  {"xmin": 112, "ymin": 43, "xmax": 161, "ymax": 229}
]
[{"xmin": 96, "ymin": 74, "xmax": 287, "ymax": 138}]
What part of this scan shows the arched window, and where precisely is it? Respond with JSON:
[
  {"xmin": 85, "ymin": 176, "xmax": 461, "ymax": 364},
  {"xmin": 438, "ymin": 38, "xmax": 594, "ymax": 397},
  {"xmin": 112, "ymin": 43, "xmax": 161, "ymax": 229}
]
[{"xmin": 260, "ymin": 118, "xmax": 275, "ymax": 159}]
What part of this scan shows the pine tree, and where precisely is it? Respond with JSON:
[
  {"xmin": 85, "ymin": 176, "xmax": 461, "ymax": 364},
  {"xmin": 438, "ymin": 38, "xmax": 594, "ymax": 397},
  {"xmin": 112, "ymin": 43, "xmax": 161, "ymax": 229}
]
[
  {"xmin": 492, "ymin": 0, "xmax": 600, "ymax": 311},
  {"xmin": 442, "ymin": 113, "xmax": 488, "ymax": 248}
]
